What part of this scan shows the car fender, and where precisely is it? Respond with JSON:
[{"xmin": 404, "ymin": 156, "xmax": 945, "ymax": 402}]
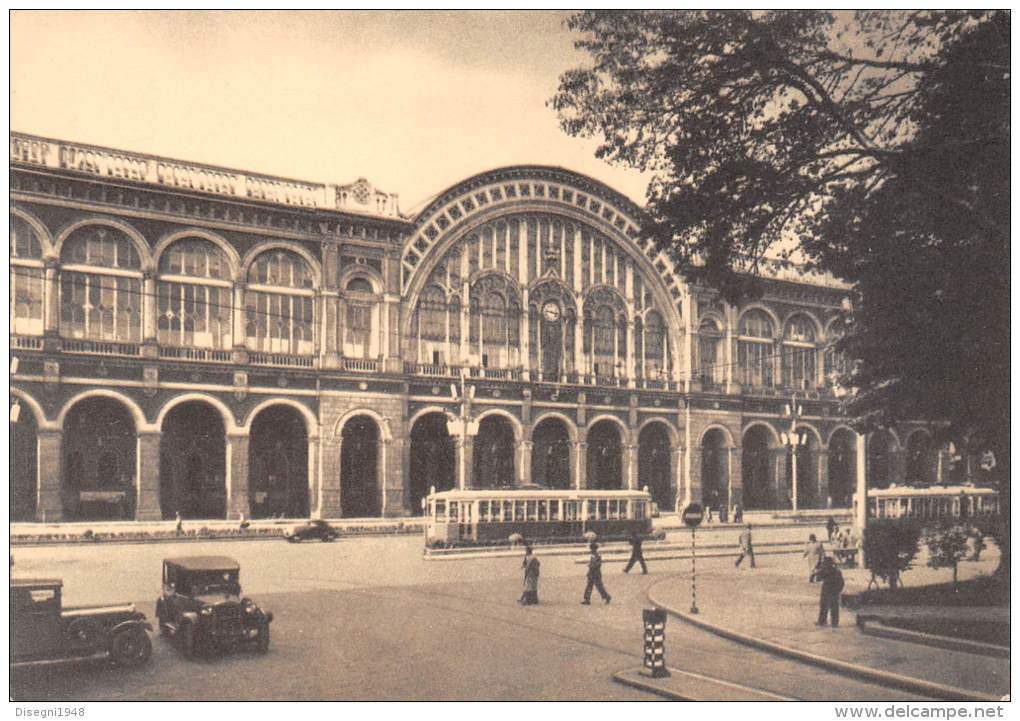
[
  {"xmin": 180, "ymin": 611, "xmax": 199, "ymax": 626},
  {"xmin": 109, "ymin": 619, "xmax": 153, "ymax": 637}
]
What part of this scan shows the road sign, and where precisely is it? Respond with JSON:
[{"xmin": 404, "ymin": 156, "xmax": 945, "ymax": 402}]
[{"xmin": 682, "ymin": 503, "xmax": 704, "ymax": 529}]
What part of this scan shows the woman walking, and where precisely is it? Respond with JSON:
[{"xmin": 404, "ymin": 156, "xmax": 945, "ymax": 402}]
[{"xmin": 519, "ymin": 544, "xmax": 541, "ymax": 605}]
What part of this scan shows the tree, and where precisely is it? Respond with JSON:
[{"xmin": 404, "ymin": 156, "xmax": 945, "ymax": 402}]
[
  {"xmin": 552, "ymin": 10, "xmax": 1009, "ymax": 572},
  {"xmin": 862, "ymin": 520, "xmax": 921, "ymax": 589},
  {"xmin": 925, "ymin": 523, "xmax": 970, "ymax": 586}
]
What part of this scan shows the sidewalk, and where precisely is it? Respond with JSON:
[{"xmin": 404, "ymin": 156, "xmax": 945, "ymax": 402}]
[{"xmin": 647, "ymin": 547, "xmax": 1008, "ymax": 700}]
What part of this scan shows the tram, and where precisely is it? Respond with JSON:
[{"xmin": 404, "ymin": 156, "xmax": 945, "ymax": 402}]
[
  {"xmin": 855, "ymin": 485, "xmax": 1000, "ymax": 522},
  {"xmin": 423, "ymin": 488, "xmax": 654, "ymax": 547}
]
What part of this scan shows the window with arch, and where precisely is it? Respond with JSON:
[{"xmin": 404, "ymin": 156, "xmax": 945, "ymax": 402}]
[
  {"xmin": 344, "ymin": 275, "xmax": 376, "ymax": 359},
  {"xmin": 737, "ymin": 309, "xmax": 774, "ymax": 388},
  {"xmin": 157, "ymin": 238, "xmax": 232, "ymax": 349},
  {"xmin": 469, "ymin": 274, "xmax": 521, "ymax": 368},
  {"xmin": 59, "ymin": 225, "xmax": 142, "ymax": 342},
  {"xmin": 245, "ymin": 250, "xmax": 315, "ymax": 355},
  {"xmin": 698, "ymin": 317, "xmax": 724, "ymax": 386},
  {"xmin": 10, "ymin": 214, "xmax": 45, "ymax": 336},
  {"xmin": 783, "ymin": 314, "xmax": 817, "ymax": 390}
]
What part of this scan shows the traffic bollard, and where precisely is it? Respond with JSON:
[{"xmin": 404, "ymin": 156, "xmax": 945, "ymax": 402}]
[{"xmin": 641, "ymin": 608, "xmax": 670, "ymax": 678}]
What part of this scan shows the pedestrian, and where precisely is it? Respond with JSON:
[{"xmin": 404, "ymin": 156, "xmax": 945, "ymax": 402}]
[
  {"xmin": 733, "ymin": 504, "xmax": 743, "ymax": 523},
  {"xmin": 815, "ymin": 557, "xmax": 845, "ymax": 627},
  {"xmin": 581, "ymin": 542, "xmax": 611, "ymax": 605},
  {"xmin": 623, "ymin": 531, "xmax": 648, "ymax": 574},
  {"xmin": 519, "ymin": 544, "xmax": 540, "ymax": 605},
  {"xmin": 175, "ymin": 511, "xmax": 184, "ymax": 537},
  {"xmin": 734, "ymin": 523, "xmax": 756, "ymax": 568},
  {"xmin": 804, "ymin": 533, "xmax": 826, "ymax": 582},
  {"xmin": 825, "ymin": 516, "xmax": 838, "ymax": 541},
  {"xmin": 706, "ymin": 491, "xmax": 716, "ymax": 523}
]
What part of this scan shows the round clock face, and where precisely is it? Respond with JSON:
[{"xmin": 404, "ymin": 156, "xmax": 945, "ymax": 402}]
[{"xmin": 542, "ymin": 302, "xmax": 561, "ymax": 322}]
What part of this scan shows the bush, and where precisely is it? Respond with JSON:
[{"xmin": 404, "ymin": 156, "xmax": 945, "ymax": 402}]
[
  {"xmin": 925, "ymin": 523, "xmax": 970, "ymax": 586},
  {"xmin": 863, "ymin": 519, "xmax": 922, "ymax": 589}
]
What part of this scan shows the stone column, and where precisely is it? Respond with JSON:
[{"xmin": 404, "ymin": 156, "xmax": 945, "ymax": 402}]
[
  {"xmin": 226, "ymin": 432, "xmax": 250, "ymax": 520},
  {"xmin": 671, "ymin": 444, "xmax": 683, "ymax": 511},
  {"xmin": 319, "ymin": 433, "xmax": 341, "ymax": 518},
  {"xmin": 625, "ymin": 319, "xmax": 636, "ymax": 387},
  {"xmin": 574, "ymin": 441, "xmax": 587, "ymax": 490},
  {"xmin": 306, "ymin": 435, "xmax": 319, "ymax": 519},
  {"xmin": 855, "ymin": 433, "xmax": 868, "ymax": 553},
  {"xmin": 689, "ymin": 443, "xmax": 703, "ymax": 504},
  {"xmin": 519, "ymin": 440, "xmax": 533, "ymax": 486},
  {"xmin": 322, "ymin": 291, "xmax": 340, "ymax": 368},
  {"xmin": 771, "ymin": 447, "xmax": 790, "ymax": 510},
  {"xmin": 36, "ymin": 429, "xmax": 63, "ymax": 522},
  {"xmin": 43, "ymin": 259, "xmax": 59, "ymax": 335},
  {"xmin": 817, "ymin": 448, "xmax": 830, "ymax": 509},
  {"xmin": 626, "ymin": 443, "xmax": 639, "ymax": 490},
  {"xmin": 521, "ymin": 288, "xmax": 531, "ymax": 381},
  {"xmin": 382, "ymin": 437, "xmax": 407, "ymax": 516},
  {"xmin": 728, "ymin": 445, "xmax": 743, "ymax": 511},
  {"xmin": 135, "ymin": 431, "xmax": 162, "ymax": 521},
  {"xmin": 572, "ymin": 226, "xmax": 583, "ymax": 294},
  {"xmin": 232, "ymin": 283, "xmax": 248, "ymax": 362},
  {"xmin": 463, "ymin": 436, "xmax": 475, "ymax": 489}
]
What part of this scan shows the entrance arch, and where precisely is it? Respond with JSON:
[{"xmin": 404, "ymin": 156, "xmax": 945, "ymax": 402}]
[
  {"xmin": 473, "ymin": 415, "xmax": 516, "ymax": 488},
  {"xmin": 249, "ymin": 405, "xmax": 309, "ymax": 518},
  {"xmin": 160, "ymin": 401, "xmax": 227, "ymax": 519},
  {"xmin": 742, "ymin": 425, "xmax": 774, "ymax": 510},
  {"xmin": 587, "ymin": 419, "xmax": 623, "ymax": 490},
  {"xmin": 638, "ymin": 422, "xmax": 672, "ymax": 509},
  {"xmin": 340, "ymin": 415, "xmax": 381, "ymax": 518},
  {"xmin": 531, "ymin": 417, "xmax": 572, "ymax": 489},
  {"xmin": 828, "ymin": 428, "xmax": 856, "ymax": 507},
  {"xmin": 410, "ymin": 412, "xmax": 455, "ymax": 513},
  {"xmin": 700, "ymin": 428, "xmax": 729, "ymax": 512},
  {"xmin": 11, "ymin": 404, "xmax": 39, "ymax": 521},
  {"xmin": 63, "ymin": 397, "xmax": 138, "ymax": 520}
]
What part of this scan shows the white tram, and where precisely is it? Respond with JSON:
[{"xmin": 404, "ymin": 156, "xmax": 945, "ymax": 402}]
[
  {"xmin": 424, "ymin": 488, "xmax": 654, "ymax": 547},
  {"xmin": 855, "ymin": 485, "xmax": 1000, "ymax": 522}
]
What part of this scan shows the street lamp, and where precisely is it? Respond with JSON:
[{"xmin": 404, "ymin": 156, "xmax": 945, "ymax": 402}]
[{"xmin": 781, "ymin": 394, "xmax": 806, "ymax": 512}]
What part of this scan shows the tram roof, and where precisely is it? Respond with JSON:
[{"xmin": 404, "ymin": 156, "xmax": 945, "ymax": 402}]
[
  {"xmin": 427, "ymin": 489, "xmax": 652, "ymax": 499},
  {"xmin": 865, "ymin": 485, "xmax": 997, "ymax": 497}
]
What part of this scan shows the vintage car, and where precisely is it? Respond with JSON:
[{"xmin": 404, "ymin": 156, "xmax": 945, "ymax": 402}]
[
  {"xmin": 155, "ymin": 556, "xmax": 272, "ymax": 658},
  {"xmin": 11, "ymin": 578, "xmax": 152, "ymax": 667},
  {"xmin": 284, "ymin": 519, "xmax": 339, "ymax": 543}
]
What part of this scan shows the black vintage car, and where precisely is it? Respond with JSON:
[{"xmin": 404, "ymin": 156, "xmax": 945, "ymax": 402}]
[
  {"xmin": 155, "ymin": 556, "xmax": 272, "ymax": 658},
  {"xmin": 284, "ymin": 519, "xmax": 339, "ymax": 543},
  {"xmin": 11, "ymin": 578, "xmax": 152, "ymax": 667}
]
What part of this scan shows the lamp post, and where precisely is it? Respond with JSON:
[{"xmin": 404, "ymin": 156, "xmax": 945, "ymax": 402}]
[{"xmin": 781, "ymin": 394, "xmax": 806, "ymax": 512}]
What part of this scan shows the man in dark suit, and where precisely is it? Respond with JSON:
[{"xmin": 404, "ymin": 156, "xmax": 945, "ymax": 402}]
[
  {"xmin": 581, "ymin": 543, "xmax": 612, "ymax": 605},
  {"xmin": 623, "ymin": 531, "xmax": 648, "ymax": 574}
]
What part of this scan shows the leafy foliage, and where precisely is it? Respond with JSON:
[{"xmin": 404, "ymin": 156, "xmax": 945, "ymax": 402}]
[
  {"xmin": 862, "ymin": 520, "xmax": 921, "ymax": 589},
  {"xmin": 924, "ymin": 523, "xmax": 971, "ymax": 585}
]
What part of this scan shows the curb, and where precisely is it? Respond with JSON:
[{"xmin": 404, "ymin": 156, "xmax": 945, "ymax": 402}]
[
  {"xmin": 612, "ymin": 668, "xmax": 796, "ymax": 702},
  {"xmin": 612, "ymin": 670, "xmax": 697, "ymax": 701},
  {"xmin": 856, "ymin": 616, "xmax": 1010, "ymax": 659},
  {"xmin": 647, "ymin": 578, "xmax": 1001, "ymax": 702}
]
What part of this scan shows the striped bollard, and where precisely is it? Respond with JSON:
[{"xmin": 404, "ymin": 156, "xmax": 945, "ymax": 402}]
[{"xmin": 641, "ymin": 608, "xmax": 670, "ymax": 678}]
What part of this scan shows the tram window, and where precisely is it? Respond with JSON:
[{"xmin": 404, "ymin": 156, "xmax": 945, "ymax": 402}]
[
  {"xmin": 538, "ymin": 500, "xmax": 549, "ymax": 521},
  {"xmin": 597, "ymin": 500, "xmax": 608, "ymax": 520},
  {"xmin": 479, "ymin": 501, "xmax": 491, "ymax": 522},
  {"xmin": 563, "ymin": 501, "xmax": 577, "ymax": 521},
  {"xmin": 514, "ymin": 500, "xmax": 526, "ymax": 521},
  {"xmin": 634, "ymin": 501, "xmax": 645, "ymax": 520},
  {"xmin": 502, "ymin": 501, "xmax": 513, "ymax": 521},
  {"xmin": 450, "ymin": 503, "xmax": 459, "ymax": 522},
  {"xmin": 549, "ymin": 500, "xmax": 559, "ymax": 521},
  {"xmin": 435, "ymin": 500, "xmax": 446, "ymax": 519},
  {"xmin": 586, "ymin": 500, "xmax": 596, "ymax": 519}
]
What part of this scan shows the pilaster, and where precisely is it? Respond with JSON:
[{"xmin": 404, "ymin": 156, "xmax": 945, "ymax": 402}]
[
  {"xmin": 226, "ymin": 432, "xmax": 250, "ymax": 520},
  {"xmin": 36, "ymin": 429, "xmax": 63, "ymax": 522},
  {"xmin": 136, "ymin": 431, "xmax": 163, "ymax": 521}
]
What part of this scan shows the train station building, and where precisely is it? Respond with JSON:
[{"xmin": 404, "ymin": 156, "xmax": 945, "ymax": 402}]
[{"xmin": 9, "ymin": 132, "xmax": 948, "ymax": 523}]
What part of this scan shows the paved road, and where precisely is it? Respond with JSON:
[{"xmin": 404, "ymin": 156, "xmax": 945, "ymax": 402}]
[{"xmin": 11, "ymin": 534, "xmax": 928, "ymax": 701}]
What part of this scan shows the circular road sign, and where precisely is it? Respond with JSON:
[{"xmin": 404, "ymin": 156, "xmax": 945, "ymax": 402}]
[{"xmin": 682, "ymin": 503, "xmax": 704, "ymax": 528}]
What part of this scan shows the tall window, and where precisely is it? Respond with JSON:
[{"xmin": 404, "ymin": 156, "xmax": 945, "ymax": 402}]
[
  {"xmin": 157, "ymin": 238, "xmax": 232, "ymax": 349},
  {"xmin": 59, "ymin": 225, "xmax": 142, "ymax": 342},
  {"xmin": 245, "ymin": 250, "xmax": 315, "ymax": 355},
  {"xmin": 481, "ymin": 292, "xmax": 507, "ymax": 366},
  {"xmin": 593, "ymin": 305, "xmax": 616, "ymax": 377},
  {"xmin": 416, "ymin": 285, "xmax": 447, "ymax": 365},
  {"xmin": 783, "ymin": 314, "xmax": 817, "ymax": 390},
  {"xmin": 737, "ymin": 309, "xmax": 774, "ymax": 388},
  {"xmin": 469, "ymin": 274, "xmax": 520, "ymax": 368},
  {"xmin": 698, "ymin": 317, "xmax": 723, "ymax": 386},
  {"xmin": 10, "ymin": 215, "xmax": 45, "ymax": 336},
  {"xmin": 644, "ymin": 310, "xmax": 666, "ymax": 379},
  {"xmin": 344, "ymin": 276, "xmax": 375, "ymax": 359}
]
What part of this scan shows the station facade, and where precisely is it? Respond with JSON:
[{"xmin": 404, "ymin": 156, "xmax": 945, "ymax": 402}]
[{"xmin": 9, "ymin": 132, "xmax": 946, "ymax": 523}]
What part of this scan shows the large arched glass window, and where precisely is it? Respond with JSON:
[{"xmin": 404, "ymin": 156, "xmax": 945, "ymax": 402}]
[
  {"xmin": 59, "ymin": 226, "xmax": 142, "ymax": 342},
  {"xmin": 344, "ymin": 276, "xmax": 375, "ymax": 359},
  {"xmin": 10, "ymin": 215, "xmax": 45, "ymax": 336},
  {"xmin": 737, "ymin": 309, "xmax": 774, "ymax": 388},
  {"xmin": 698, "ymin": 317, "xmax": 723, "ymax": 386},
  {"xmin": 245, "ymin": 249, "xmax": 315, "ymax": 355},
  {"xmin": 644, "ymin": 310, "xmax": 666, "ymax": 379},
  {"xmin": 481, "ymin": 292, "xmax": 507, "ymax": 366},
  {"xmin": 418, "ymin": 286, "xmax": 446, "ymax": 341},
  {"xmin": 157, "ymin": 238, "xmax": 232, "ymax": 349},
  {"xmin": 783, "ymin": 314, "xmax": 817, "ymax": 390},
  {"xmin": 593, "ymin": 305, "xmax": 616, "ymax": 377}
]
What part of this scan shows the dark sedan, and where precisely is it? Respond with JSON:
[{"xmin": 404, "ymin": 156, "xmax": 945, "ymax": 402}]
[{"xmin": 284, "ymin": 519, "xmax": 340, "ymax": 543}]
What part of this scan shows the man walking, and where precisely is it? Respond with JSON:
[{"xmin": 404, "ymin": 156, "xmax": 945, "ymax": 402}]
[
  {"xmin": 623, "ymin": 531, "xmax": 648, "ymax": 574},
  {"xmin": 735, "ymin": 523, "xmax": 756, "ymax": 568},
  {"xmin": 816, "ymin": 557, "xmax": 845, "ymax": 627},
  {"xmin": 581, "ymin": 542, "xmax": 611, "ymax": 605},
  {"xmin": 804, "ymin": 533, "xmax": 826, "ymax": 582}
]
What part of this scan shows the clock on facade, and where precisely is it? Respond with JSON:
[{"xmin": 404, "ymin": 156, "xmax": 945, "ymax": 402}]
[{"xmin": 542, "ymin": 302, "xmax": 561, "ymax": 322}]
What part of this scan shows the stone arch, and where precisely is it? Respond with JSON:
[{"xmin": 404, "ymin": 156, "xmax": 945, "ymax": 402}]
[
  {"xmin": 242, "ymin": 397, "xmax": 319, "ymax": 439},
  {"xmin": 339, "ymin": 264, "xmax": 385, "ymax": 294},
  {"xmin": 795, "ymin": 423, "xmax": 824, "ymax": 448},
  {"xmin": 55, "ymin": 217, "xmax": 154, "ymax": 271},
  {"xmin": 742, "ymin": 423, "xmax": 777, "ymax": 510},
  {"xmin": 529, "ymin": 411, "xmax": 578, "ymax": 442},
  {"xmin": 11, "ymin": 387, "xmax": 50, "ymax": 428},
  {"xmin": 826, "ymin": 424, "xmax": 858, "ymax": 449},
  {"xmin": 155, "ymin": 392, "xmax": 239, "ymax": 435},
  {"xmin": 698, "ymin": 310, "xmax": 727, "ymax": 332},
  {"xmin": 736, "ymin": 304, "xmax": 781, "ymax": 339},
  {"xmin": 698, "ymin": 423, "xmax": 735, "ymax": 449},
  {"xmin": 409, "ymin": 410, "xmax": 456, "ymax": 511},
  {"xmin": 638, "ymin": 419, "xmax": 675, "ymax": 509},
  {"xmin": 152, "ymin": 228, "xmax": 242, "ymax": 280},
  {"xmin": 583, "ymin": 413, "xmax": 631, "ymax": 445},
  {"xmin": 333, "ymin": 406, "xmax": 393, "ymax": 442},
  {"xmin": 339, "ymin": 413, "xmax": 383, "ymax": 518},
  {"xmin": 408, "ymin": 405, "xmax": 456, "ymax": 430},
  {"xmin": 742, "ymin": 420, "xmax": 781, "ymax": 448},
  {"xmin": 700, "ymin": 426, "xmax": 731, "ymax": 512},
  {"xmin": 248, "ymin": 403, "xmax": 311, "ymax": 518},
  {"xmin": 473, "ymin": 408, "xmax": 524, "ymax": 442},
  {"xmin": 58, "ymin": 388, "xmax": 148, "ymax": 432},
  {"xmin": 240, "ymin": 241, "xmax": 322, "ymax": 288},
  {"xmin": 828, "ymin": 426, "xmax": 858, "ymax": 507},
  {"xmin": 638, "ymin": 416, "xmax": 679, "ymax": 447},
  {"xmin": 10, "ymin": 205, "xmax": 56, "ymax": 259},
  {"xmin": 782, "ymin": 309, "xmax": 824, "ymax": 338}
]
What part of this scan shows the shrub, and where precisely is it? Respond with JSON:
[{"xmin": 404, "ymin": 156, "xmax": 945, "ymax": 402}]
[
  {"xmin": 925, "ymin": 523, "xmax": 971, "ymax": 586},
  {"xmin": 863, "ymin": 519, "xmax": 922, "ymax": 589}
]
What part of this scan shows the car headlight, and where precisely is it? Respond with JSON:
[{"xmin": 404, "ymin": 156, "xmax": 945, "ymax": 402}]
[{"xmin": 200, "ymin": 607, "xmax": 213, "ymax": 616}]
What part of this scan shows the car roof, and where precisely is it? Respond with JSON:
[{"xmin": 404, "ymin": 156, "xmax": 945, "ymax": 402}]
[
  {"xmin": 11, "ymin": 578, "xmax": 63, "ymax": 589},
  {"xmin": 164, "ymin": 556, "xmax": 240, "ymax": 572}
]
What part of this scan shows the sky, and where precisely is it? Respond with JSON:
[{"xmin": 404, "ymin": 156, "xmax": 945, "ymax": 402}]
[{"xmin": 10, "ymin": 10, "xmax": 650, "ymax": 215}]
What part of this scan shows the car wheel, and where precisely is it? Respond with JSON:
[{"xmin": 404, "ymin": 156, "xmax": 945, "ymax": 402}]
[
  {"xmin": 181, "ymin": 622, "xmax": 196, "ymax": 659},
  {"xmin": 256, "ymin": 622, "xmax": 270, "ymax": 654},
  {"xmin": 110, "ymin": 626, "xmax": 152, "ymax": 667}
]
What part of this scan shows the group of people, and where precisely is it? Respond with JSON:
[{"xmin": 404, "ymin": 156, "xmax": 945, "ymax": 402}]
[{"xmin": 518, "ymin": 532, "xmax": 648, "ymax": 606}]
